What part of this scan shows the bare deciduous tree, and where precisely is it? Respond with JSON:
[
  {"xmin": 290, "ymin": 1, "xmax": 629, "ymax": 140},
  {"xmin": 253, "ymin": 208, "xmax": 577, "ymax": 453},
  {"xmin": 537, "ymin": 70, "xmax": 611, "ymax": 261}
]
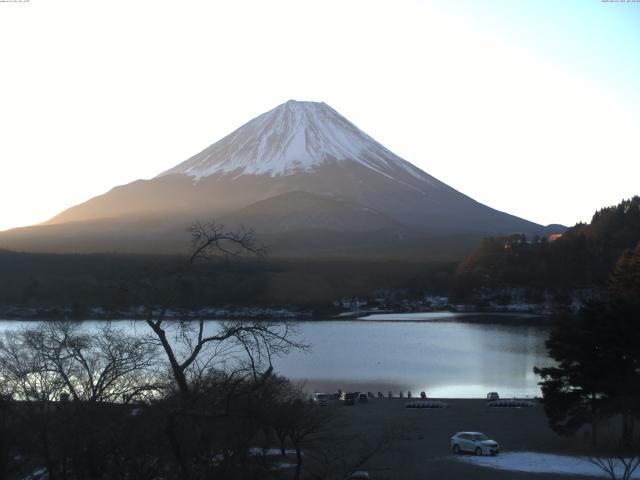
[
  {"xmin": 587, "ymin": 454, "xmax": 640, "ymax": 480},
  {"xmin": 306, "ymin": 427, "xmax": 397, "ymax": 480},
  {"xmin": 0, "ymin": 331, "xmax": 66, "ymax": 479},
  {"xmin": 287, "ymin": 398, "xmax": 335, "ymax": 480},
  {"xmin": 17, "ymin": 322, "xmax": 162, "ymax": 403},
  {"xmin": 0, "ymin": 321, "xmax": 161, "ymax": 480},
  {"xmin": 136, "ymin": 221, "xmax": 307, "ymax": 480},
  {"xmin": 142, "ymin": 221, "xmax": 303, "ymax": 399},
  {"xmin": 144, "ymin": 315, "xmax": 303, "ymax": 399},
  {"xmin": 187, "ymin": 221, "xmax": 266, "ymax": 263}
]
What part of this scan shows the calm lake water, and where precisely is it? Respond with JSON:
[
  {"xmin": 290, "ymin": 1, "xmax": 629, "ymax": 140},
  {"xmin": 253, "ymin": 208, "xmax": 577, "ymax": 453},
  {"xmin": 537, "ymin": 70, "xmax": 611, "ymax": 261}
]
[{"xmin": 0, "ymin": 312, "xmax": 553, "ymax": 398}]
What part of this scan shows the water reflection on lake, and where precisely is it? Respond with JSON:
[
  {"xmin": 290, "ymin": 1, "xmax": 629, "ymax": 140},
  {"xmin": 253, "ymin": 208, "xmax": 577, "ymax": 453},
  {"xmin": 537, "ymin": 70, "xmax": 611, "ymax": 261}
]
[
  {"xmin": 0, "ymin": 313, "xmax": 553, "ymax": 398},
  {"xmin": 275, "ymin": 313, "xmax": 552, "ymax": 398}
]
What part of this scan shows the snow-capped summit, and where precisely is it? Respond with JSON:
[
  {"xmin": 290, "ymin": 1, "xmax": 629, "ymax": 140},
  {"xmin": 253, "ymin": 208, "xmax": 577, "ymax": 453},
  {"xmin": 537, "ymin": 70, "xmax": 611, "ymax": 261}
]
[{"xmin": 158, "ymin": 100, "xmax": 426, "ymax": 182}]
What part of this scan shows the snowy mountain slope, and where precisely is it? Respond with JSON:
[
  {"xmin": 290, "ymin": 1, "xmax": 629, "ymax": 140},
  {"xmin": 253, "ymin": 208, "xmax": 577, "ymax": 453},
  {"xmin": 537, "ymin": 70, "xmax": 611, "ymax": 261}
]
[{"xmin": 159, "ymin": 100, "xmax": 430, "ymax": 186}]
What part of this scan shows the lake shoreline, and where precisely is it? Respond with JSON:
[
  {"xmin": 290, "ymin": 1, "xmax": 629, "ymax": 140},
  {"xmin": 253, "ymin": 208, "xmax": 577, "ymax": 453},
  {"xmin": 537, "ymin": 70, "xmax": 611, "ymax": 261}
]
[{"xmin": 0, "ymin": 305, "xmax": 554, "ymax": 324}]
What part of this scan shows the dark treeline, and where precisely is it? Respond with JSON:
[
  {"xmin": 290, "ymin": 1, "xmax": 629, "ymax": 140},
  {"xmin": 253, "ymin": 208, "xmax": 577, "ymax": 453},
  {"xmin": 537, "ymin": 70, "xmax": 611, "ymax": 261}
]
[
  {"xmin": 452, "ymin": 197, "xmax": 640, "ymax": 302},
  {"xmin": 0, "ymin": 250, "xmax": 455, "ymax": 316}
]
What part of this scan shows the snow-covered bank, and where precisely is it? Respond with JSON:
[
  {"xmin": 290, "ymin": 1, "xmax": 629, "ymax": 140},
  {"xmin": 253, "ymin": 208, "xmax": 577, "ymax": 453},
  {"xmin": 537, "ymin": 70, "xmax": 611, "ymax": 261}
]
[
  {"xmin": 357, "ymin": 311, "xmax": 543, "ymax": 322},
  {"xmin": 455, "ymin": 452, "xmax": 640, "ymax": 478}
]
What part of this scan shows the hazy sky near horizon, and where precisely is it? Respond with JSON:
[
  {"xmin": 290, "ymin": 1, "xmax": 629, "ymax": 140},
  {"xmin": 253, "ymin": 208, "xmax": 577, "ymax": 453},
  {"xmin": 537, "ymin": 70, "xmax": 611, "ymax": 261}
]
[{"xmin": 1, "ymin": 0, "xmax": 638, "ymax": 232}]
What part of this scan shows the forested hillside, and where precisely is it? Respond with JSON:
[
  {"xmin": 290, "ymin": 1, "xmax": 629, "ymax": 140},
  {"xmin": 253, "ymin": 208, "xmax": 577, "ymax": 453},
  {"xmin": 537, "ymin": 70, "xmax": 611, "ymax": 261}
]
[{"xmin": 453, "ymin": 197, "xmax": 640, "ymax": 301}]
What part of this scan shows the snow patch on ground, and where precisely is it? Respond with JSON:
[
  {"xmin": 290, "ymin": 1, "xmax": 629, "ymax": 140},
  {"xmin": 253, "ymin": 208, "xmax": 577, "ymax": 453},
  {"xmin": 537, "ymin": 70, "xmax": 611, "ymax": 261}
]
[
  {"xmin": 359, "ymin": 311, "xmax": 462, "ymax": 321},
  {"xmin": 455, "ymin": 452, "xmax": 640, "ymax": 478},
  {"xmin": 21, "ymin": 468, "xmax": 47, "ymax": 480},
  {"xmin": 248, "ymin": 447, "xmax": 298, "ymax": 457}
]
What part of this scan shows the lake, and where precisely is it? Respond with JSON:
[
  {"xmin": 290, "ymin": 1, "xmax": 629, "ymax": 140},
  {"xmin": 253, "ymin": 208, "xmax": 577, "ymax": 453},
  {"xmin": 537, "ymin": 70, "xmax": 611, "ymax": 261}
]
[{"xmin": 0, "ymin": 312, "xmax": 553, "ymax": 398}]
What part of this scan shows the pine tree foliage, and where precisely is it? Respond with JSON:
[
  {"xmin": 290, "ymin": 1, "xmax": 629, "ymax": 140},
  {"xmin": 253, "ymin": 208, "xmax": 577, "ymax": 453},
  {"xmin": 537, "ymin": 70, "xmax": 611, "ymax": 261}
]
[{"xmin": 534, "ymin": 244, "xmax": 640, "ymax": 447}]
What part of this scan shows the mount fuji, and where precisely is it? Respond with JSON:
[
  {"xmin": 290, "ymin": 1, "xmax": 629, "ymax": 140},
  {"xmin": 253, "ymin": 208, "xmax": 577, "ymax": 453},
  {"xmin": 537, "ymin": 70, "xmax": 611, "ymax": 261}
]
[{"xmin": 0, "ymin": 100, "xmax": 559, "ymax": 257}]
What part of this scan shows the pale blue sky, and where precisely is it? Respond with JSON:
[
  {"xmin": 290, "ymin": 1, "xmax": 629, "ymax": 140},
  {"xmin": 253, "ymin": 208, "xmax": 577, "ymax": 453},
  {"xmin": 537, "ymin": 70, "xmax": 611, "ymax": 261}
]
[
  {"xmin": 0, "ymin": 0, "xmax": 638, "ymax": 231},
  {"xmin": 442, "ymin": 0, "xmax": 640, "ymax": 105}
]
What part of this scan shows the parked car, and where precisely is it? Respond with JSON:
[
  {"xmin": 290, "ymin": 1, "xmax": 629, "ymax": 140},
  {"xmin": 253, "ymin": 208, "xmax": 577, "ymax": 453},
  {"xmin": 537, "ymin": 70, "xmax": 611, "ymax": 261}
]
[
  {"xmin": 313, "ymin": 393, "xmax": 330, "ymax": 405},
  {"xmin": 450, "ymin": 432, "xmax": 500, "ymax": 456},
  {"xmin": 486, "ymin": 392, "xmax": 500, "ymax": 401},
  {"xmin": 344, "ymin": 392, "xmax": 356, "ymax": 405},
  {"xmin": 358, "ymin": 393, "xmax": 368, "ymax": 403}
]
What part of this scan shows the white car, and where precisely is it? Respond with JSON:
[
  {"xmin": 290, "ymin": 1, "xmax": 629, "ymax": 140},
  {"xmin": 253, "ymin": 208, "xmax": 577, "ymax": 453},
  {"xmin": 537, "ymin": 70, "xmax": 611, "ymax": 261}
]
[
  {"xmin": 450, "ymin": 432, "xmax": 500, "ymax": 456},
  {"xmin": 313, "ymin": 392, "xmax": 330, "ymax": 406}
]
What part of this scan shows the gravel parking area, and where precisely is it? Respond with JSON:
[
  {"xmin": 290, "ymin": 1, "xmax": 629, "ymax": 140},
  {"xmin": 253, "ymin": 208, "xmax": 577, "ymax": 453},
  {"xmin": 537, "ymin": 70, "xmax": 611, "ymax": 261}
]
[{"xmin": 324, "ymin": 398, "xmax": 604, "ymax": 480}]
